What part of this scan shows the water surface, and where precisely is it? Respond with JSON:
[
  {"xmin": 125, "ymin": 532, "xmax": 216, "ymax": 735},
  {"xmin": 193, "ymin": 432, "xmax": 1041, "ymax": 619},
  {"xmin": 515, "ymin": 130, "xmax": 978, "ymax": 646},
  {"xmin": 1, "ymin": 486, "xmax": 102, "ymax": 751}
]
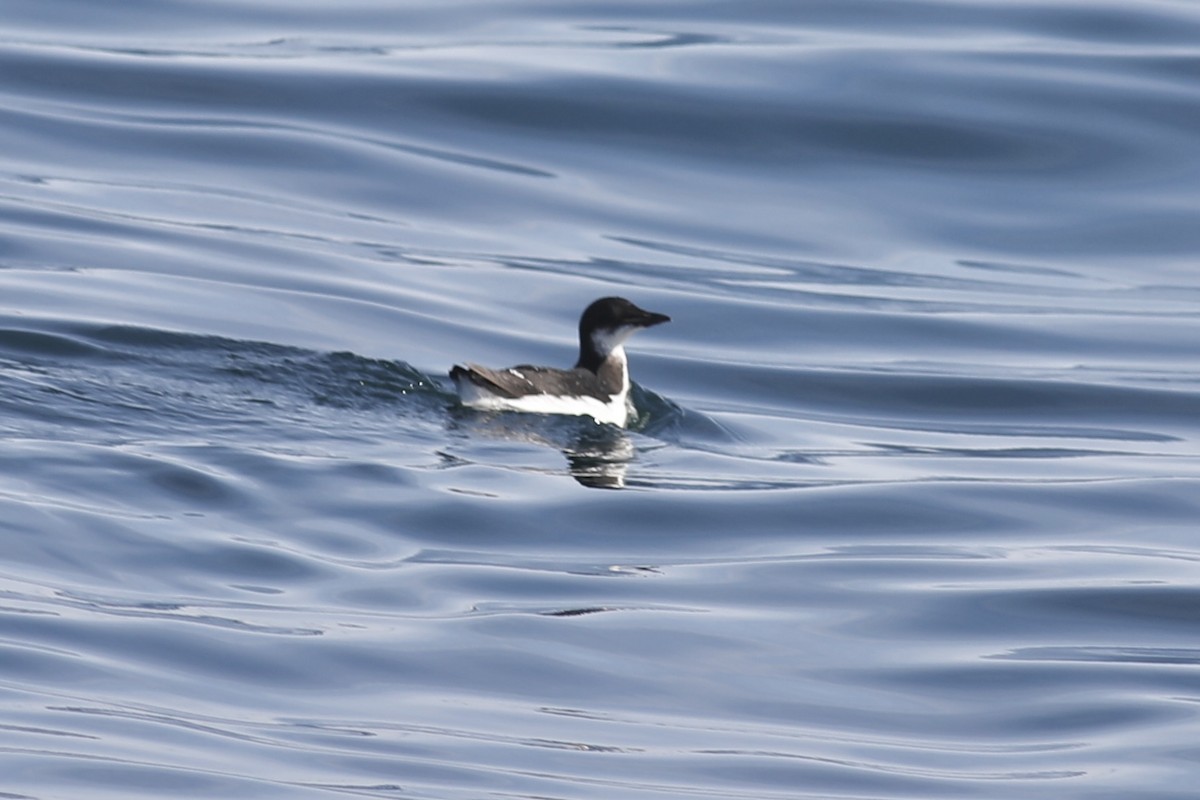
[{"xmin": 2, "ymin": 1, "xmax": 1200, "ymax": 798}]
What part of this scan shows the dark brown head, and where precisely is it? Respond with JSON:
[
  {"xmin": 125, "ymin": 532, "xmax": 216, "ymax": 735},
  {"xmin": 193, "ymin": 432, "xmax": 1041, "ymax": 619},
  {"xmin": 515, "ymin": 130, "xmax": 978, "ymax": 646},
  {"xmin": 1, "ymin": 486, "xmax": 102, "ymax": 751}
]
[{"xmin": 575, "ymin": 297, "xmax": 670, "ymax": 371}]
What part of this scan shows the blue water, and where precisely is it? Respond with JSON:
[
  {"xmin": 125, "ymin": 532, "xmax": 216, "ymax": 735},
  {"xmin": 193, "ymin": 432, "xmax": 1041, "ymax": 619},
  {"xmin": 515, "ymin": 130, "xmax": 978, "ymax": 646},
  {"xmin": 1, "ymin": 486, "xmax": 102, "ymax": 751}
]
[{"xmin": 3, "ymin": 1, "xmax": 1200, "ymax": 797}]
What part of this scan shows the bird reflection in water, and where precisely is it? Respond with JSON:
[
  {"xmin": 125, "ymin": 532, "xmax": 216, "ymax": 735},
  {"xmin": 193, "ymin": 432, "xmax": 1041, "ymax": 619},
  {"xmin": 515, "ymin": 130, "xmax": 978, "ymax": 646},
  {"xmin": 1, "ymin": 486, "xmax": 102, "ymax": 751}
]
[{"xmin": 449, "ymin": 409, "xmax": 639, "ymax": 489}]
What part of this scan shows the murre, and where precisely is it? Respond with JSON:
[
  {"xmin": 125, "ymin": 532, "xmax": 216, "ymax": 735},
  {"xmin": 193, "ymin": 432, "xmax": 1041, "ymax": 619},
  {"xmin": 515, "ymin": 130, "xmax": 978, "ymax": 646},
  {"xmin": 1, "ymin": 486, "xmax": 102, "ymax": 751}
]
[{"xmin": 450, "ymin": 296, "xmax": 670, "ymax": 427}]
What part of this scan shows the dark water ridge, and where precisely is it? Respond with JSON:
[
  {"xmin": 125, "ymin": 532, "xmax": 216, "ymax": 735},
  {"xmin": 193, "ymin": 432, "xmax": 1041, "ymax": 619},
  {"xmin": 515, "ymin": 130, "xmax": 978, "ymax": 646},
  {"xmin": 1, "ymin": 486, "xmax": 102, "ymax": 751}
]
[
  {"xmin": 3, "ymin": 317, "xmax": 1196, "ymax": 487},
  {"xmin": 4, "ymin": 1, "xmax": 1200, "ymax": 798}
]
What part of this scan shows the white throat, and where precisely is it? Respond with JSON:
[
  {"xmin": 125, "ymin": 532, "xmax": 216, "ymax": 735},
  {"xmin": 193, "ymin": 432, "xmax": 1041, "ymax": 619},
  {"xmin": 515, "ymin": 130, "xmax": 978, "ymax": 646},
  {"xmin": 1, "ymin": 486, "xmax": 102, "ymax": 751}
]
[
  {"xmin": 609, "ymin": 345, "xmax": 629, "ymax": 386},
  {"xmin": 590, "ymin": 326, "xmax": 637, "ymax": 358}
]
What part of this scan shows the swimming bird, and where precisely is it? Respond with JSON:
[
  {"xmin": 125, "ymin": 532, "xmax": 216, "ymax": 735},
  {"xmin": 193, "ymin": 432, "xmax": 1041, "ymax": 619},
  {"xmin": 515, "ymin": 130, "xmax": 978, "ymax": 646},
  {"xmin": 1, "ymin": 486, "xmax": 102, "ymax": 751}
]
[{"xmin": 450, "ymin": 296, "xmax": 670, "ymax": 427}]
